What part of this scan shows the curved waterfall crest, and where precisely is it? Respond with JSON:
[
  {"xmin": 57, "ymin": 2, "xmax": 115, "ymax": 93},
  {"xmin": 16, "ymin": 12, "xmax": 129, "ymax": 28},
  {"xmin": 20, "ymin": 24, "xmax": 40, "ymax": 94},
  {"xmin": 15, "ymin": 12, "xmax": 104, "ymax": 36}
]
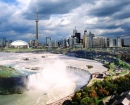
[{"xmin": 27, "ymin": 66, "xmax": 91, "ymax": 90}]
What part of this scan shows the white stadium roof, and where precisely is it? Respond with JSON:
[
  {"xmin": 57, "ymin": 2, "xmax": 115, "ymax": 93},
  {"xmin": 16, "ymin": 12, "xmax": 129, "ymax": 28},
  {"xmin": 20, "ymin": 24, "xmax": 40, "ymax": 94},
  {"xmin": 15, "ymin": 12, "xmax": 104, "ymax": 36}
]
[{"xmin": 10, "ymin": 40, "xmax": 29, "ymax": 46}]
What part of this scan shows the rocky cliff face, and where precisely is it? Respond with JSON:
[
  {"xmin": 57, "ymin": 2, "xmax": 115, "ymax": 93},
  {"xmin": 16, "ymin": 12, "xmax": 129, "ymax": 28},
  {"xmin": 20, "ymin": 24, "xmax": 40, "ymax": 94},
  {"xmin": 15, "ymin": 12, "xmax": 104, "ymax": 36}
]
[
  {"xmin": 0, "ymin": 76, "xmax": 28, "ymax": 95},
  {"xmin": 0, "ymin": 65, "xmax": 28, "ymax": 94}
]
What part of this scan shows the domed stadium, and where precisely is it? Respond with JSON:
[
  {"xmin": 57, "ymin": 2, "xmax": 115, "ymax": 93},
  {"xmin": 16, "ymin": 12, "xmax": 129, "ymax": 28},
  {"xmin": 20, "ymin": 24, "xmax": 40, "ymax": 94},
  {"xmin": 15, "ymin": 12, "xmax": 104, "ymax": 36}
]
[{"xmin": 10, "ymin": 40, "xmax": 29, "ymax": 48}]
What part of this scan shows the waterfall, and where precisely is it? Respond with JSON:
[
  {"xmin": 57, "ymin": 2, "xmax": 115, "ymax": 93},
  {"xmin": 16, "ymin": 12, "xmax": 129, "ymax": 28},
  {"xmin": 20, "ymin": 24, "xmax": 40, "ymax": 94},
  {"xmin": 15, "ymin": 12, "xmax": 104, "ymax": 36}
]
[{"xmin": 25, "ymin": 65, "xmax": 91, "ymax": 104}]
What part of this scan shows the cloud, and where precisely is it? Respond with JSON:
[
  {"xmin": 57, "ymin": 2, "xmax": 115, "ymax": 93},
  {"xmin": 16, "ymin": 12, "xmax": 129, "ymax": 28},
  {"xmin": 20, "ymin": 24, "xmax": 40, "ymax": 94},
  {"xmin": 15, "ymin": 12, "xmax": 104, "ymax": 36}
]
[
  {"xmin": 0, "ymin": 0, "xmax": 130, "ymax": 45},
  {"xmin": 88, "ymin": 0, "xmax": 130, "ymax": 17},
  {"xmin": 113, "ymin": 4, "xmax": 130, "ymax": 19},
  {"xmin": 22, "ymin": 0, "xmax": 86, "ymax": 20}
]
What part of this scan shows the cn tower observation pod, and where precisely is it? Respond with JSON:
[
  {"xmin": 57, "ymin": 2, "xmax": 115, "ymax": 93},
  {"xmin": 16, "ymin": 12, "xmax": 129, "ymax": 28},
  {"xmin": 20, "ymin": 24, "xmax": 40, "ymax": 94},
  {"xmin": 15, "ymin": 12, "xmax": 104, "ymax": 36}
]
[{"xmin": 10, "ymin": 40, "xmax": 29, "ymax": 48}]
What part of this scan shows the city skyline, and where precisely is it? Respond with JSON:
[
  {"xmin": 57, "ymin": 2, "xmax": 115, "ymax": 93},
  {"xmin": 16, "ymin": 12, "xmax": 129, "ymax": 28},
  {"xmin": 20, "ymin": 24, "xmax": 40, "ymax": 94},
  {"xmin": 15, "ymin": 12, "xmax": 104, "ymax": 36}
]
[{"xmin": 0, "ymin": 0, "xmax": 130, "ymax": 44}]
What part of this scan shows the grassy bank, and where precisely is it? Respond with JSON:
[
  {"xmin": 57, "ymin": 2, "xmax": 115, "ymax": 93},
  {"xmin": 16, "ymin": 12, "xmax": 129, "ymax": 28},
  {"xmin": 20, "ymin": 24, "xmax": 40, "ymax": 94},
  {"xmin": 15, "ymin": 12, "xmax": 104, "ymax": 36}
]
[{"xmin": 0, "ymin": 65, "xmax": 22, "ymax": 78}]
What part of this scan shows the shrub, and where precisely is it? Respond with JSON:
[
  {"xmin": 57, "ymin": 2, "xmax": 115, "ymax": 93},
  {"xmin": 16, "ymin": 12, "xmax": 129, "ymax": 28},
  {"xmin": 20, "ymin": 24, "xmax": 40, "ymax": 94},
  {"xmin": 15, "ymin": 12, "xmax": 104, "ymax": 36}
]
[{"xmin": 86, "ymin": 65, "xmax": 93, "ymax": 69}]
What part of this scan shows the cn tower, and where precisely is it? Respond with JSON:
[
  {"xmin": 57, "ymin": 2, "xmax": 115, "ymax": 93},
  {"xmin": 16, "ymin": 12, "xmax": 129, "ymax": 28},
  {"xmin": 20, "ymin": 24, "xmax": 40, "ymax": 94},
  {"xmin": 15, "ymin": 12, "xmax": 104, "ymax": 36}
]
[{"xmin": 35, "ymin": 8, "xmax": 39, "ymax": 47}]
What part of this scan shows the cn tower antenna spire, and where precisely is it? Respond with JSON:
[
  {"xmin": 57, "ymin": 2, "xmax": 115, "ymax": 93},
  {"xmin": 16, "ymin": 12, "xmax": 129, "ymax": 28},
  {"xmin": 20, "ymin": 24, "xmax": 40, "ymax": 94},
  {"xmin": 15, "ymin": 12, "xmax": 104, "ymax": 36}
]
[
  {"xmin": 36, "ymin": 7, "xmax": 39, "ymax": 23},
  {"xmin": 36, "ymin": 8, "xmax": 38, "ymax": 20},
  {"xmin": 35, "ymin": 7, "xmax": 39, "ymax": 47}
]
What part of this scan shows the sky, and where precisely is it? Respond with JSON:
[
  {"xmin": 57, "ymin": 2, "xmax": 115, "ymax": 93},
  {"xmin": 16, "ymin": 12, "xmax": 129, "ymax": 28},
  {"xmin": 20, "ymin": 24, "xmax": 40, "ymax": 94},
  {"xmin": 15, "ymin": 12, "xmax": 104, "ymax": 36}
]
[{"xmin": 0, "ymin": 0, "xmax": 130, "ymax": 44}]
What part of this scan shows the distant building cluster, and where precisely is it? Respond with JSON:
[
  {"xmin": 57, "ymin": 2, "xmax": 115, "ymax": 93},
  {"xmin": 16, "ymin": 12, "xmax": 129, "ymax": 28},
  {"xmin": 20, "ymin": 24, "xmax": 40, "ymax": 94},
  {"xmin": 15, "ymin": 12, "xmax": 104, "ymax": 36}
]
[
  {"xmin": 0, "ymin": 28, "xmax": 126, "ymax": 49},
  {"xmin": 82, "ymin": 30, "xmax": 124, "ymax": 48},
  {"xmin": 39, "ymin": 28, "xmax": 124, "ymax": 49},
  {"xmin": 0, "ymin": 37, "xmax": 12, "ymax": 48}
]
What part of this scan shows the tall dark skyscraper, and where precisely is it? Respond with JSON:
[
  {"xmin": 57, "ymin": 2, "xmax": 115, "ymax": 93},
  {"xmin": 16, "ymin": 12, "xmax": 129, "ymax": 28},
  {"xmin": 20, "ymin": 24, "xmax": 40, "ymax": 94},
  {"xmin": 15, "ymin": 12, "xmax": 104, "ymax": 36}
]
[
  {"xmin": 71, "ymin": 27, "xmax": 81, "ymax": 43},
  {"xmin": 35, "ymin": 8, "xmax": 39, "ymax": 47},
  {"xmin": 75, "ymin": 33, "xmax": 81, "ymax": 43}
]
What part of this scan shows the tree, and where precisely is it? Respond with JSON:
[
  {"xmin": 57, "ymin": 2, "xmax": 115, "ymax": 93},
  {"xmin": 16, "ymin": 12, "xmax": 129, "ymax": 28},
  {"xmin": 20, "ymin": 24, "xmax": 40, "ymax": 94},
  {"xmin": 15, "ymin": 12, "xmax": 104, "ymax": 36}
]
[
  {"xmin": 62, "ymin": 100, "xmax": 72, "ymax": 105},
  {"xmin": 80, "ymin": 97, "xmax": 95, "ymax": 105},
  {"xmin": 109, "ymin": 63, "xmax": 115, "ymax": 70},
  {"xmin": 98, "ymin": 101, "xmax": 104, "ymax": 105}
]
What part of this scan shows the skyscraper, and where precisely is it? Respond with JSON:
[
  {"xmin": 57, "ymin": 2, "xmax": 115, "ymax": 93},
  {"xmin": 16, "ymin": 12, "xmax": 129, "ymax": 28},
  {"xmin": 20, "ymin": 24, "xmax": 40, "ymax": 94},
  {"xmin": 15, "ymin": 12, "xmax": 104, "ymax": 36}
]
[
  {"xmin": 117, "ymin": 37, "xmax": 122, "ymax": 47},
  {"xmin": 93, "ymin": 37, "xmax": 107, "ymax": 48},
  {"xmin": 46, "ymin": 37, "xmax": 51, "ymax": 46},
  {"xmin": 83, "ymin": 30, "xmax": 87, "ymax": 48},
  {"xmin": 69, "ymin": 37, "xmax": 73, "ymax": 48},
  {"xmin": 2, "ymin": 37, "xmax": 6, "ymax": 47},
  {"xmin": 73, "ymin": 27, "xmax": 77, "ymax": 37},
  {"xmin": 35, "ymin": 8, "xmax": 39, "ymax": 47},
  {"xmin": 93, "ymin": 37, "xmax": 101, "ymax": 48},
  {"xmin": 29, "ymin": 39, "xmax": 33, "ymax": 47},
  {"xmin": 75, "ymin": 33, "xmax": 81, "ymax": 43},
  {"xmin": 72, "ymin": 27, "xmax": 81, "ymax": 43},
  {"xmin": 88, "ymin": 31, "xmax": 94, "ymax": 48},
  {"xmin": 109, "ymin": 38, "xmax": 114, "ymax": 47}
]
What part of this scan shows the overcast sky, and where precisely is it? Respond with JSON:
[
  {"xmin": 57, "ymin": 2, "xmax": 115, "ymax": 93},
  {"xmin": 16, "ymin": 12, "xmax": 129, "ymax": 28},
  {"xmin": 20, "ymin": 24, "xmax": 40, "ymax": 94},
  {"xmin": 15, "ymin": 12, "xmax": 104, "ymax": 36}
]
[{"xmin": 0, "ymin": 0, "xmax": 130, "ymax": 44}]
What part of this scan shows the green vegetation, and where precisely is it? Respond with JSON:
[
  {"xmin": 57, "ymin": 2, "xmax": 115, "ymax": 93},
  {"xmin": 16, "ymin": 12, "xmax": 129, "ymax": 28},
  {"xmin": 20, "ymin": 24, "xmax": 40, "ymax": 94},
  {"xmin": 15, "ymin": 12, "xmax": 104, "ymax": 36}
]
[
  {"xmin": 120, "ymin": 70, "xmax": 127, "ymax": 75},
  {"xmin": 116, "ymin": 59, "xmax": 130, "ymax": 69},
  {"xmin": 0, "ymin": 65, "xmax": 22, "ymax": 78},
  {"xmin": 109, "ymin": 63, "xmax": 115, "ymax": 70},
  {"xmin": 103, "ymin": 62, "xmax": 115, "ymax": 70},
  {"xmin": 90, "ymin": 79, "xmax": 102, "ymax": 86},
  {"xmin": 120, "ymin": 53, "xmax": 130, "ymax": 63},
  {"xmin": 103, "ymin": 62, "xmax": 109, "ymax": 68},
  {"xmin": 86, "ymin": 65, "xmax": 93, "ymax": 69},
  {"xmin": 71, "ymin": 73, "xmax": 130, "ymax": 105},
  {"xmin": 103, "ymin": 58, "xmax": 130, "ymax": 76},
  {"xmin": 1, "ymin": 48, "xmax": 46, "ymax": 53},
  {"xmin": 0, "ymin": 87, "xmax": 24, "ymax": 95}
]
